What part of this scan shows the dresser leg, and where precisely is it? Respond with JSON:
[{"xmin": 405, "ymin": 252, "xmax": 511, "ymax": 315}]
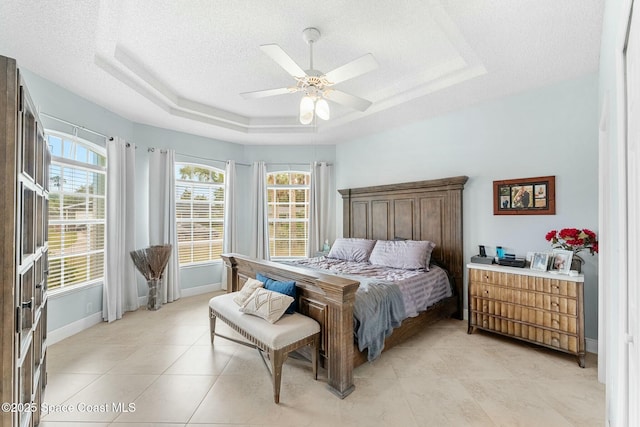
[
  {"xmin": 467, "ymin": 325, "xmax": 475, "ymax": 334},
  {"xmin": 578, "ymin": 354, "xmax": 585, "ymax": 368}
]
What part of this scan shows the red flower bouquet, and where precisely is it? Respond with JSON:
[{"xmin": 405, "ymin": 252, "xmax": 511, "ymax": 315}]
[{"xmin": 545, "ymin": 228, "xmax": 599, "ymax": 255}]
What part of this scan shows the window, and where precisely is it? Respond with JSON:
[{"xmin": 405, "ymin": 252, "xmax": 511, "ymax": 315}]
[
  {"xmin": 175, "ymin": 163, "xmax": 225, "ymax": 265},
  {"xmin": 267, "ymin": 171, "xmax": 310, "ymax": 258},
  {"xmin": 47, "ymin": 132, "xmax": 106, "ymax": 290}
]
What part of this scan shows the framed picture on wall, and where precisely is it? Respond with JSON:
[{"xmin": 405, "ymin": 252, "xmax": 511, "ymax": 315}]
[{"xmin": 493, "ymin": 176, "xmax": 556, "ymax": 215}]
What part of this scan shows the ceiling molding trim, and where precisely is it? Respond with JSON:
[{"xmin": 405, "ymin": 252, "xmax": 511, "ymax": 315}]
[{"xmin": 92, "ymin": 0, "xmax": 487, "ymax": 137}]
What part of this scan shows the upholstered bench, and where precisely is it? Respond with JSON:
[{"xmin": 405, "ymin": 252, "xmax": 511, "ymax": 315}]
[{"xmin": 208, "ymin": 292, "xmax": 321, "ymax": 403}]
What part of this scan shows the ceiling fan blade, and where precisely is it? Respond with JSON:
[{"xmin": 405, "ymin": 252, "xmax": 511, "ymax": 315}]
[
  {"xmin": 325, "ymin": 90, "xmax": 372, "ymax": 112},
  {"xmin": 260, "ymin": 44, "xmax": 307, "ymax": 78},
  {"xmin": 324, "ymin": 54, "xmax": 378, "ymax": 85},
  {"xmin": 240, "ymin": 87, "xmax": 293, "ymax": 99}
]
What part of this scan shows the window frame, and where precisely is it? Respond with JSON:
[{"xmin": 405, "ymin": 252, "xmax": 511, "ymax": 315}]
[
  {"xmin": 266, "ymin": 170, "xmax": 311, "ymax": 259},
  {"xmin": 175, "ymin": 162, "xmax": 225, "ymax": 267},
  {"xmin": 45, "ymin": 130, "xmax": 107, "ymax": 293}
]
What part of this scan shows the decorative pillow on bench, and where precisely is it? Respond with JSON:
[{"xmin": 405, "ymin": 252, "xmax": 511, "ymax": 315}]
[
  {"xmin": 233, "ymin": 277, "xmax": 264, "ymax": 306},
  {"xmin": 240, "ymin": 288, "xmax": 294, "ymax": 323},
  {"xmin": 256, "ymin": 273, "xmax": 297, "ymax": 314}
]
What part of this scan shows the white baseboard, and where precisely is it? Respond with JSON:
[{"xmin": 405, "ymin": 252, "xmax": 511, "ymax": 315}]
[
  {"xmin": 50, "ymin": 283, "xmax": 223, "ymax": 345},
  {"xmin": 181, "ymin": 283, "xmax": 221, "ymax": 297},
  {"xmin": 462, "ymin": 308, "xmax": 599, "ymax": 354},
  {"xmin": 137, "ymin": 283, "xmax": 222, "ymax": 306},
  {"xmin": 586, "ymin": 338, "xmax": 598, "ymax": 354},
  {"xmin": 48, "ymin": 311, "xmax": 103, "ymax": 346}
]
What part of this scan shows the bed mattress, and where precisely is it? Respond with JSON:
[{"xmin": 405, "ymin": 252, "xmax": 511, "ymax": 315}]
[{"xmin": 285, "ymin": 257, "xmax": 453, "ymax": 360}]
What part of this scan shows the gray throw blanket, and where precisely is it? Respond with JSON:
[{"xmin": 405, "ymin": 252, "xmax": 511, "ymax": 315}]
[{"xmin": 353, "ymin": 278, "xmax": 406, "ymax": 361}]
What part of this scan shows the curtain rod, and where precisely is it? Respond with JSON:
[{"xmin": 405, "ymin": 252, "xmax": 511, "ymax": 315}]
[
  {"xmin": 161, "ymin": 150, "xmax": 250, "ymax": 166},
  {"xmin": 172, "ymin": 152, "xmax": 332, "ymax": 167},
  {"xmin": 40, "ymin": 112, "xmax": 112, "ymax": 140},
  {"xmin": 150, "ymin": 149, "xmax": 332, "ymax": 168}
]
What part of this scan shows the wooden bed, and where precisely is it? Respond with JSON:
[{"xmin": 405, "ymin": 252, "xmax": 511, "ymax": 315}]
[{"xmin": 221, "ymin": 175, "xmax": 468, "ymax": 398}]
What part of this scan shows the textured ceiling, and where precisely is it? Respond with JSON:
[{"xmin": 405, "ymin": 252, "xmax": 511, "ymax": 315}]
[{"xmin": 0, "ymin": 0, "xmax": 604, "ymax": 145}]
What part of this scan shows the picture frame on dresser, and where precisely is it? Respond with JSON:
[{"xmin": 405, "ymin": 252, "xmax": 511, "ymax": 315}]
[
  {"xmin": 530, "ymin": 252, "xmax": 550, "ymax": 271},
  {"xmin": 551, "ymin": 249, "xmax": 573, "ymax": 274}
]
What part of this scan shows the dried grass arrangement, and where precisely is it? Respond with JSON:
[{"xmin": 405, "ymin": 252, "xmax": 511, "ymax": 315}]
[{"xmin": 130, "ymin": 244, "xmax": 172, "ymax": 310}]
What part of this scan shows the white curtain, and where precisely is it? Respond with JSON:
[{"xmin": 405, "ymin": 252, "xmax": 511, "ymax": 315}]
[
  {"xmin": 103, "ymin": 137, "xmax": 139, "ymax": 322},
  {"xmin": 148, "ymin": 148, "xmax": 180, "ymax": 303},
  {"xmin": 308, "ymin": 161, "xmax": 333, "ymax": 257},
  {"xmin": 250, "ymin": 161, "xmax": 270, "ymax": 260},
  {"xmin": 221, "ymin": 160, "xmax": 237, "ymax": 289}
]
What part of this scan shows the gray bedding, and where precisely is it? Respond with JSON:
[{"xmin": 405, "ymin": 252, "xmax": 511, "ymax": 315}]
[{"xmin": 284, "ymin": 257, "xmax": 453, "ymax": 361}]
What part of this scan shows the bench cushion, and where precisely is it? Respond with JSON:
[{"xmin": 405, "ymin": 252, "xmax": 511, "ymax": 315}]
[{"xmin": 209, "ymin": 292, "xmax": 320, "ymax": 350}]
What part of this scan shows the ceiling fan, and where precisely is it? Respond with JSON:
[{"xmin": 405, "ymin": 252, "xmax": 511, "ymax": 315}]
[{"xmin": 241, "ymin": 27, "xmax": 378, "ymax": 125}]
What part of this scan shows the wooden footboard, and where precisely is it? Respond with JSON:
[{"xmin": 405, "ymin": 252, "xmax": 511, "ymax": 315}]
[{"xmin": 222, "ymin": 253, "xmax": 360, "ymax": 398}]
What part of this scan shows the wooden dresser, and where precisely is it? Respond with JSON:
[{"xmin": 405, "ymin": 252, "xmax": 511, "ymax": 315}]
[{"xmin": 467, "ymin": 263, "xmax": 585, "ymax": 367}]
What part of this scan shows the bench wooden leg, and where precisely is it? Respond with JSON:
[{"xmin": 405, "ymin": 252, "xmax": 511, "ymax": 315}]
[
  {"xmin": 209, "ymin": 309, "xmax": 216, "ymax": 345},
  {"xmin": 312, "ymin": 337, "xmax": 319, "ymax": 380},
  {"xmin": 271, "ymin": 349, "xmax": 284, "ymax": 404}
]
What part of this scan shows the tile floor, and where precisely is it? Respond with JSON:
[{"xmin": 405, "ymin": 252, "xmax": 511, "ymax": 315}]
[{"xmin": 40, "ymin": 291, "xmax": 604, "ymax": 427}]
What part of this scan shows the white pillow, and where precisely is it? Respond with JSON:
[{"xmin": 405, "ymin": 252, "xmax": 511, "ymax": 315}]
[
  {"xmin": 369, "ymin": 240, "xmax": 436, "ymax": 270},
  {"xmin": 232, "ymin": 277, "xmax": 264, "ymax": 306},
  {"xmin": 326, "ymin": 238, "xmax": 376, "ymax": 262},
  {"xmin": 239, "ymin": 288, "xmax": 294, "ymax": 323}
]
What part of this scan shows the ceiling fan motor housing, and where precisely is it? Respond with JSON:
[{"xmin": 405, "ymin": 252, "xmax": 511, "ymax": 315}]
[{"xmin": 302, "ymin": 27, "xmax": 321, "ymax": 45}]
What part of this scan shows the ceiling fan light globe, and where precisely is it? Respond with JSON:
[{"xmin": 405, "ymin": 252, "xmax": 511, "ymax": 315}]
[
  {"xmin": 315, "ymin": 98, "xmax": 330, "ymax": 120},
  {"xmin": 300, "ymin": 111, "xmax": 314, "ymax": 124},
  {"xmin": 300, "ymin": 96, "xmax": 315, "ymax": 114}
]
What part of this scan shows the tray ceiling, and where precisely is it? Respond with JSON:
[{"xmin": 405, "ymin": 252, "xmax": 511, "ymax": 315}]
[{"xmin": 0, "ymin": 0, "xmax": 604, "ymax": 145}]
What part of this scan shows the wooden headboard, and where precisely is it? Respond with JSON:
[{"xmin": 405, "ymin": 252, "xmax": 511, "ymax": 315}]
[{"xmin": 338, "ymin": 176, "xmax": 468, "ymax": 318}]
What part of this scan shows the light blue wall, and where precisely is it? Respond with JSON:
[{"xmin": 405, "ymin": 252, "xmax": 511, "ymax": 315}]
[
  {"xmin": 22, "ymin": 65, "xmax": 600, "ymax": 346},
  {"xmin": 19, "ymin": 69, "xmax": 338, "ymax": 335},
  {"xmin": 336, "ymin": 73, "xmax": 600, "ymax": 340}
]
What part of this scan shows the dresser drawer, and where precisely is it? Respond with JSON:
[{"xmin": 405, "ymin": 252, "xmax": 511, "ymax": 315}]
[
  {"xmin": 469, "ymin": 297, "xmax": 577, "ymax": 333},
  {"xmin": 469, "ymin": 269, "xmax": 578, "ymax": 296},
  {"xmin": 470, "ymin": 314, "xmax": 579, "ymax": 352},
  {"xmin": 470, "ymin": 283, "xmax": 577, "ymax": 315}
]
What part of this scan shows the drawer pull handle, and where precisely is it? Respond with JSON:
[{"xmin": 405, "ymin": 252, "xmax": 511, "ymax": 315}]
[
  {"xmin": 21, "ymin": 300, "xmax": 32, "ymax": 309},
  {"xmin": 551, "ymin": 302, "xmax": 559, "ymax": 306}
]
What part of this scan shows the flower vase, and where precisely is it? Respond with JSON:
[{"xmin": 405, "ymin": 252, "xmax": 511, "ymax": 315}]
[
  {"xmin": 570, "ymin": 255, "xmax": 584, "ymax": 274},
  {"xmin": 147, "ymin": 278, "xmax": 163, "ymax": 310}
]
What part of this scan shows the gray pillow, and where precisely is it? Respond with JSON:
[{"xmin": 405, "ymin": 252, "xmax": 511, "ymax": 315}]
[
  {"xmin": 369, "ymin": 240, "xmax": 436, "ymax": 270},
  {"xmin": 327, "ymin": 238, "xmax": 376, "ymax": 262}
]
